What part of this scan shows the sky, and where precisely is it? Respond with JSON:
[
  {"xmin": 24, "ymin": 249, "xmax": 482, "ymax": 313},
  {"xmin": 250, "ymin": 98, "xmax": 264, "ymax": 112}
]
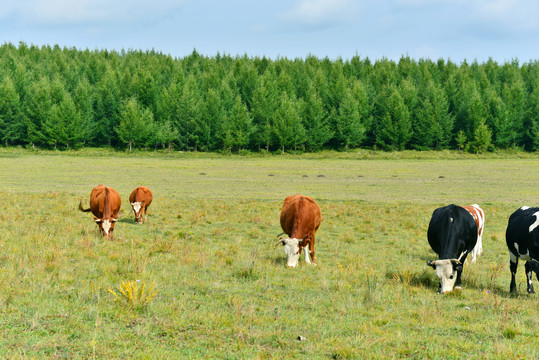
[{"xmin": 1, "ymin": 0, "xmax": 538, "ymax": 63}]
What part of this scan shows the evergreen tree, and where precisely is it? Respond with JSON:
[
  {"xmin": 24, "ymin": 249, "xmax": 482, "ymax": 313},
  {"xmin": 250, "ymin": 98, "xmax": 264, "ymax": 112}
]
[
  {"xmin": 251, "ymin": 76, "xmax": 277, "ymax": 151},
  {"xmin": 273, "ymin": 93, "xmax": 305, "ymax": 153},
  {"xmin": 373, "ymin": 85, "xmax": 412, "ymax": 150},
  {"xmin": 470, "ymin": 121, "xmax": 492, "ymax": 153},
  {"xmin": 334, "ymin": 89, "xmax": 365, "ymax": 150},
  {"xmin": 94, "ymin": 69, "xmax": 121, "ymax": 147},
  {"xmin": 0, "ymin": 76, "xmax": 25, "ymax": 146},
  {"xmin": 155, "ymin": 81, "xmax": 185, "ymax": 149},
  {"xmin": 116, "ymin": 98, "xmax": 154, "ymax": 152},
  {"xmin": 523, "ymin": 82, "xmax": 539, "ymax": 150},
  {"xmin": 412, "ymin": 80, "xmax": 453, "ymax": 149},
  {"xmin": 223, "ymin": 95, "xmax": 253, "ymax": 152},
  {"xmin": 501, "ymin": 76, "xmax": 526, "ymax": 148},
  {"xmin": 24, "ymin": 77, "xmax": 52, "ymax": 147},
  {"xmin": 302, "ymin": 84, "xmax": 332, "ymax": 151},
  {"xmin": 198, "ymin": 88, "xmax": 223, "ymax": 151}
]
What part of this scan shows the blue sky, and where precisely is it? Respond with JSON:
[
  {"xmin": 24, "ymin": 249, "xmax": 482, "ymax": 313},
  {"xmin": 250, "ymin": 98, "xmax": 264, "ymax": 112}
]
[{"xmin": 1, "ymin": 0, "xmax": 538, "ymax": 63}]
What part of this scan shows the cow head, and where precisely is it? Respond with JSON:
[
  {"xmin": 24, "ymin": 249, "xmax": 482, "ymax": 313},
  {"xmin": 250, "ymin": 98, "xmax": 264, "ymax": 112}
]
[
  {"xmin": 427, "ymin": 259, "xmax": 463, "ymax": 294},
  {"xmin": 275, "ymin": 237, "xmax": 309, "ymax": 268},
  {"xmin": 131, "ymin": 202, "xmax": 143, "ymax": 223},
  {"xmin": 94, "ymin": 217, "xmax": 117, "ymax": 238}
]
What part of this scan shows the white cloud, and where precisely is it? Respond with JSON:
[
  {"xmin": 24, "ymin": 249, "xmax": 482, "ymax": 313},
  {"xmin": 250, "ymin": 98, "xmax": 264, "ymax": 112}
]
[
  {"xmin": 278, "ymin": 0, "xmax": 360, "ymax": 25},
  {"xmin": 474, "ymin": 0, "xmax": 539, "ymax": 31}
]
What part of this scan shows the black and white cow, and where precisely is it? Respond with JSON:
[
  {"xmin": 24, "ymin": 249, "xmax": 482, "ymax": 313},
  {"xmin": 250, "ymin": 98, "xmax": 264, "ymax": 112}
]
[
  {"xmin": 505, "ymin": 206, "xmax": 539, "ymax": 294},
  {"xmin": 426, "ymin": 204, "xmax": 480, "ymax": 293}
]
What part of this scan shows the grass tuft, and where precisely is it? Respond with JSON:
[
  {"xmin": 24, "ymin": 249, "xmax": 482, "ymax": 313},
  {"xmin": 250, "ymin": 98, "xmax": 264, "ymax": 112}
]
[
  {"xmin": 108, "ymin": 280, "xmax": 158, "ymax": 311},
  {"xmin": 501, "ymin": 327, "xmax": 518, "ymax": 339}
]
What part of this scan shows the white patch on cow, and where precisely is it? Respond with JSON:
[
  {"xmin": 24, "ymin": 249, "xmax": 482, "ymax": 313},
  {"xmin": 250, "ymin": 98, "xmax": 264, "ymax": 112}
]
[
  {"xmin": 450, "ymin": 217, "xmax": 453, "ymax": 223},
  {"xmin": 282, "ymin": 238, "xmax": 301, "ymax": 268},
  {"xmin": 521, "ymin": 206, "xmax": 530, "ymax": 210},
  {"xmin": 102, "ymin": 219, "xmax": 112, "ymax": 235},
  {"xmin": 529, "ymin": 211, "xmax": 539, "ymax": 233},
  {"xmin": 432, "ymin": 259, "xmax": 458, "ymax": 294},
  {"xmin": 131, "ymin": 202, "xmax": 142, "ymax": 213},
  {"xmin": 514, "ymin": 243, "xmax": 531, "ymax": 260},
  {"xmin": 528, "ymin": 271, "xmax": 534, "ymax": 286}
]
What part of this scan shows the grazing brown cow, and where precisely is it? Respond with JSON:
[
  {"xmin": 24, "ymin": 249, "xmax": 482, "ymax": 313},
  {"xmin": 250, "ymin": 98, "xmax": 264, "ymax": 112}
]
[
  {"xmin": 461, "ymin": 204, "xmax": 485, "ymax": 263},
  {"xmin": 129, "ymin": 186, "xmax": 153, "ymax": 224},
  {"xmin": 275, "ymin": 194, "xmax": 322, "ymax": 267},
  {"xmin": 79, "ymin": 185, "xmax": 121, "ymax": 239}
]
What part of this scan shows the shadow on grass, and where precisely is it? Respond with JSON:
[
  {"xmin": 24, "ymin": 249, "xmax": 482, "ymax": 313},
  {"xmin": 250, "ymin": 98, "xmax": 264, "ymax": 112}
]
[
  {"xmin": 117, "ymin": 217, "xmax": 136, "ymax": 224},
  {"xmin": 385, "ymin": 268, "xmax": 438, "ymax": 289},
  {"xmin": 267, "ymin": 254, "xmax": 287, "ymax": 267}
]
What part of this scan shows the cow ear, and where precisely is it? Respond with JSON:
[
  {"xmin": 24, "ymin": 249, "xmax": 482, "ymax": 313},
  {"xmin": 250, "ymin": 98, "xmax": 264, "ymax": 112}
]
[{"xmin": 427, "ymin": 260, "xmax": 437, "ymax": 269}]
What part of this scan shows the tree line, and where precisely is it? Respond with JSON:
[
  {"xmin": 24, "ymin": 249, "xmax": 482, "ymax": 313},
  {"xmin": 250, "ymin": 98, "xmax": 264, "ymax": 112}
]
[{"xmin": 0, "ymin": 42, "xmax": 538, "ymax": 153}]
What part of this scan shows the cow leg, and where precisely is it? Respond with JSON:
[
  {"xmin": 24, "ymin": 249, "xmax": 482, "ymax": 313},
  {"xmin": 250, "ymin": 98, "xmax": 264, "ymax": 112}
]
[
  {"xmin": 455, "ymin": 254, "xmax": 468, "ymax": 289},
  {"xmin": 304, "ymin": 245, "xmax": 311, "ymax": 264},
  {"xmin": 524, "ymin": 261, "xmax": 535, "ymax": 294},
  {"xmin": 509, "ymin": 254, "xmax": 519, "ymax": 294},
  {"xmin": 309, "ymin": 239, "xmax": 316, "ymax": 266}
]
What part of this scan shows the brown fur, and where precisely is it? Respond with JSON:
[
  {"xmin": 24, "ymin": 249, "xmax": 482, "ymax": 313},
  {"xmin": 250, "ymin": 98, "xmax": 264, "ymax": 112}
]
[
  {"xmin": 129, "ymin": 186, "xmax": 153, "ymax": 223},
  {"xmin": 79, "ymin": 185, "xmax": 121, "ymax": 239},
  {"xmin": 461, "ymin": 205, "xmax": 485, "ymax": 239},
  {"xmin": 280, "ymin": 194, "xmax": 322, "ymax": 264}
]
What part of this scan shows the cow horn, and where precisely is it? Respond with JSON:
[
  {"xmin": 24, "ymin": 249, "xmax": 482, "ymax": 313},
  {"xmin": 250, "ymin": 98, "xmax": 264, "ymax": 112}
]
[
  {"xmin": 450, "ymin": 259, "xmax": 462, "ymax": 265},
  {"xmin": 274, "ymin": 238, "xmax": 285, "ymax": 247},
  {"xmin": 94, "ymin": 219, "xmax": 102, "ymax": 223},
  {"xmin": 111, "ymin": 218, "xmax": 118, "ymax": 222}
]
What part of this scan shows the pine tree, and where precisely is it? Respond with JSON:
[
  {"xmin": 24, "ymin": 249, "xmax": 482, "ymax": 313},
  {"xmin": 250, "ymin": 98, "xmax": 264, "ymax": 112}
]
[
  {"xmin": 373, "ymin": 85, "xmax": 412, "ymax": 150},
  {"xmin": 334, "ymin": 89, "xmax": 365, "ymax": 150},
  {"xmin": 470, "ymin": 121, "xmax": 492, "ymax": 153},
  {"xmin": 412, "ymin": 81, "xmax": 453, "ymax": 149},
  {"xmin": 302, "ymin": 84, "xmax": 332, "ymax": 151},
  {"xmin": 273, "ymin": 93, "xmax": 305, "ymax": 153},
  {"xmin": 116, "ymin": 98, "xmax": 154, "ymax": 152},
  {"xmin": 24, "ymin": 77, "xmax": 52, "ymax": 148},
  {"xmin": 251, "ymin": 76, "xmax": 277, "ymax": 151},
  {"xmin": 0, "ymin": 76, "xmax": 25, "ymax": 146},
  {"xmin": 225, "ymin": 95, "xmax": 253, "ymax": 152}
]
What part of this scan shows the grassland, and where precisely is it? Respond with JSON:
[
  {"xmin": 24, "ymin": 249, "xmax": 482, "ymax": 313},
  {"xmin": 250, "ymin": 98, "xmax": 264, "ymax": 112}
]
[{"xmin": 0, "ymin": 149, "xmax": 537, "ymax": 359}]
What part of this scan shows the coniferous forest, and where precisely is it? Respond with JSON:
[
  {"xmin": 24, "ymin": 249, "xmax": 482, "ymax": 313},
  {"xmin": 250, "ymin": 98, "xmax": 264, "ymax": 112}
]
[{"xmin": 0, "ymin": 42, "xmax": 538, "ymax": 153}]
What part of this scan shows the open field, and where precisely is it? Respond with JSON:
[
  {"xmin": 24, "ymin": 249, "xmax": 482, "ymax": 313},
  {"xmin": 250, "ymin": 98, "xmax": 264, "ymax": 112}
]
[{"xmin": 0, "ymin": 150, "xmax": 537, "ymax": 359}]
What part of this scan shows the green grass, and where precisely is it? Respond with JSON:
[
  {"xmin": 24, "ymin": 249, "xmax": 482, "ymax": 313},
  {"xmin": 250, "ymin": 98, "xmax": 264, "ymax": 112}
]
[{"xmin": 0, "ymin": 150, "xmax": 537, "ymax": 359}]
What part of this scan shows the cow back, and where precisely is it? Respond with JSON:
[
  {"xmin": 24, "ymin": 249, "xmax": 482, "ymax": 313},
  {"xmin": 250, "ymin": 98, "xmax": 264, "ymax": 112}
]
[
  {"xmin": 90, "ymin": 185, "xmax": 121, "ymax": 219},
  {"xmin": 129, "ymin": 186, "xmax": 153, "ymax": 205},
  {"xmin": 506, "ymin": 207, "xmax": 539, "ymax": 258},
  {"xmin": 280, "ymin": 195, "xmax": 321, "ymax": 238},
  {"xmin": 427, "ymin": 204, "xmax": 478, "ymax": 259}
]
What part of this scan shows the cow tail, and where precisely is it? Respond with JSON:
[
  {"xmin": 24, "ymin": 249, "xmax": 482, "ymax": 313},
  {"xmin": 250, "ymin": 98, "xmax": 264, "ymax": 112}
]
[
  {"xmin": 78, "ymin": 200, "xmax": 91, "ymax": 212},
  {"xmin": 469, "ymin": 235, "xmax": 483, "ymax": 263}
]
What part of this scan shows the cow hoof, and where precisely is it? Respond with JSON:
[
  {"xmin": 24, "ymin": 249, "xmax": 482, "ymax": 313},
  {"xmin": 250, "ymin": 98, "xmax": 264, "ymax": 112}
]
[{"xmin": 455, "ymin": 286, "xmax": 462, "ymax": 290}]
